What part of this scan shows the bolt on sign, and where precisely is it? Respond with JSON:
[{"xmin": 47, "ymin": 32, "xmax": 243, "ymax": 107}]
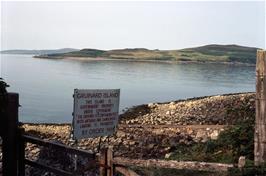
[{"xmin": 72, "ymin": 89, "xmax": 120, "ymax": 140}]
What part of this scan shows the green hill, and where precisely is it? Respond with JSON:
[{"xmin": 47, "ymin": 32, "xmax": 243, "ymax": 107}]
[
  {"xmin": 34, "ymin": 44, "xmax": 259, "ymax": 64},
  {"xmin": 179, "ymin": 44, "xmax": 258, "ymax": 63}
]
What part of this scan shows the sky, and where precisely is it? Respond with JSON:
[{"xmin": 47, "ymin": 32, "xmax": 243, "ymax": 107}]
[{"xmin": 0, "ymin": 1, "xmax": 265, "ymax": 50}]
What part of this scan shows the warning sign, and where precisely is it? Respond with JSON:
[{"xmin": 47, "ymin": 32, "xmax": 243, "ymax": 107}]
[{"xmin": 72, "ymin": 89, "xmax": 120, "ymax": 139}]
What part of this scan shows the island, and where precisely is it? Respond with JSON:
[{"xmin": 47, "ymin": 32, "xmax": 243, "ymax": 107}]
[{"xmin": 33, "ymin": 44, "xmax": 259, "ymax": 65}]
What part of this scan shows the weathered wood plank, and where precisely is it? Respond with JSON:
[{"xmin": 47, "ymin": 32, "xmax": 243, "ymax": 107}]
[
  {"xmin": 99, "ymin": 148, "xmax": 107, "ymax": 176},
  {"xmin": 256, "ymin": 50, "xmax": 266, "ymax": 76},
  {"xmin": 113, "ymin": 157, "xmax": 233, "ymax": 172},
  {"xmin": 255, "ymin": 49, "xmax": 266, "ymax": 166},
  {"xmin": 255, "ymin": 100, "xmax": 266, "ymax": 125},
  {"xmin": 22, "ymin": 135, "xmax": 95, "ymax": 158},
  {"xmin": 25, "ymin": 159, "xmax": 73, "ymax": 176},
  {"xmin": 107, "ymin": 147, "xmax": 113, "ymax": 176},
  {"xmin": 115, "ymin": 166, "xmax": 140, "ymax": 176},
  {"xmin": 256, "ymin": 75, "xmax": 266, "ymax": 100}
]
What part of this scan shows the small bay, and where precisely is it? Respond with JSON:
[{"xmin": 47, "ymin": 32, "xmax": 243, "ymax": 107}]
[{"xmin": 1, "ymin": 54, "xmax": 255, "ymax": 123}]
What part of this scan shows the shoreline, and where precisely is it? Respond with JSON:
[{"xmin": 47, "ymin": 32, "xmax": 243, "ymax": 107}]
[
  {"xmin": 33, "ymin": 55, "xmax": 256, "ymax": 66},
  {"xmin": 5, "ymin": 92, "xmax": 255, "ymax": 175},
  {"xmin": 19, "ymin": 92, "xmax": 255, "ymax": 159},
  {"xmin": 20, "ymin": 91, "xmax": 255, "ymax": 125}
]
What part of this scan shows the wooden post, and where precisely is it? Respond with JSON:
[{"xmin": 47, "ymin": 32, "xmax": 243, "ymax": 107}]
[
  {"xmin": 99, "ymin": 148, "xmax": 107, "ymax": 176},
  {"xmin": 99, "ymin": 147, "xmax": 113, "ymax": 176},
  {"xmin": 115, "ymin": 166, "xmax": 140, "ymax": 176},
  {"xmin": 2, "ymin": 93, "xmax": 19, "ymax": 176},
  {"xmin": 255, "ymin": 50, "xmax": 266, "ymax": 166},
  {"xmin": 107, "ymin": 147, "xmax": 113, "ymax": 176}
]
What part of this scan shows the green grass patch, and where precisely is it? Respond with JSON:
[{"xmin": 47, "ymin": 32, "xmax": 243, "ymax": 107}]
[{"xmin": 169, "ymin": 106, "xmax": 255, "ymax": 164}]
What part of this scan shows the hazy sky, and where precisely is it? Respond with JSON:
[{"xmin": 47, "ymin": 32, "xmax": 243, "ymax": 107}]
[{"xmin": 1, "ymin": 1, "xmax": 265, "ymax": 50}]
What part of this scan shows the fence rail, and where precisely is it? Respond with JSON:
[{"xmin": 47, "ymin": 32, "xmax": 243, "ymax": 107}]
[
  {"xmin": 25, "ymin": 159, "xmax": 74, "ymax": 176},
  {"xmin": 18, "ymin": 132, "xmax": 97, "ymax": 176},
  {"xmin": 113, "ymin": 157, "xmax": 234, "ymax": 172},
  {"xmin": 98, "ymin": 148, "xmax": 235, "ymax": 176},
  {"xmin": 23, "ymin": 134, "xmax": 95, "ymax": 158}
]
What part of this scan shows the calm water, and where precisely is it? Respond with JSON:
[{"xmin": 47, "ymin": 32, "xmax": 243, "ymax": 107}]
[{"xmin": 1, "ymin": 54, "xmax": 255, "ymax": 123}]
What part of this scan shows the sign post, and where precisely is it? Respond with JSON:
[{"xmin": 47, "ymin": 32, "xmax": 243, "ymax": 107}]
[
  {"xmin": 255, "ymin": 50, "xmax": 266, "ymax": 166},
  {"xmin": 72, "ymin": 89, "xmax": 120, "ymax": 140}
]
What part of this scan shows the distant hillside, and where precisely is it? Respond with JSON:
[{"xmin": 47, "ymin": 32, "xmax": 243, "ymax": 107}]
[
  {"xmin": 179, "ymin": 44, "xmax": 258, "ymax": 64},
  {"xmin": 42, "ymin": 49, "xmax": 106, "ymax": 58},
  {"xmin": 35, "ymin": 44, "xmax": 259, "ymax": 64},
  {"xmin": 1, "ymin": 48, "xmax": 78, "ymax": 55}
]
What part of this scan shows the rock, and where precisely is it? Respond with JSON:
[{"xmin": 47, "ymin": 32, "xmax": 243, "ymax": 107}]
[
  {"xmin": 129, "ymin": 141, "xmax": 136, "ymax": 145},
  {"xmin": 148, "ymin": 103, "xmax": 154, "ymax": 107},
  {"xmin": 169, "ymin": 104, "xmax": 176, "ymax": 110},
  {"xmin": 186, "ymin": 128, "xmax": 193, "ymax": 135},
  {"xmin": 164, "ymin": 147, "xmax": 171, "ymax": 152},
  {"xmin": 238, "ymin": 156, "xmax": 246, "ymax": 168},
  {"xmin": 169, "ymin": 138, "xmax": 177, "ymax": 147},
  {"xmin": 162, "ymin": 138, "xmax": 169, "ymax": 146},
  {"xmin": 170, "ymin": 111, "xmax": 175, "ymax": 115},
  {"xmin": 117, "ymin": 131, "xmax": 126, "ymax": 138},
  {"xmin": 196, "ymin": 130, "xmax": 207, "ymax": 139},
  {"xmin": 31, "ymin": 148, "xmax": 40, "ymax": 154},
  {"xmin": 210, "ymin": 130, "xmax": 219, "ymax": 140},
  {"xmin": 148, "ymin": 103, "xmax": 157, "ymax": 108},
  {"xmin": 148, "ymin": 144, "xmax": 155, "ymax": 149},
  {"xmin": 116, "ymin": 138, "xmax": 122, "ymax": 144},
  {"xmin": 211, "ymin": 117, "xmax": 220, "ymax": 123},
  {"xmin": 201, "ymin": 138, "xmax": 208, "ymax": 143},
  {"xmin": 166, "ymin": 121, "xmax": 172, "ymax": 125},
  {"xmin": 249, "ymin": 98, "xmax": 255, "ymax": 102},
  {"xmin": 166, "ymin": 111, "xmax": 170, "ymax": 115},
  {"xmin": 165, "ymin": 152, "xmax": 173, "ymax": 159}
]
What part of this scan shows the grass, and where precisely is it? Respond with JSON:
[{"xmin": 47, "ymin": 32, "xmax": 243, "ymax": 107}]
[
  {"xmin": 117, "ymin": 104, "xmax": 257, "ymax": 176},
  {"xmin": 133, "ymin": 104, "xmax": 256, "ymax": 176},
  {"xmin": 168, "ymin": 104, "xmax": 255, "ymax": 164},
  {"xmin": 167, "ymin": 121, "xmax": 254, "ymax": 164}
]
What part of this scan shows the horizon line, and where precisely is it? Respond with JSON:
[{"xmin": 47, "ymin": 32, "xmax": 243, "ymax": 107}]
[{"xmin": 0, "ymin": 43, "xmax": 262, "ymax": 52}]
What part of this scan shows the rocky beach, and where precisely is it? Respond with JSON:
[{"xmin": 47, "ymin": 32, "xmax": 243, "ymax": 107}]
[{"xmin": 0, "ymin": 92, "xmax": 256, "ymax": 175}]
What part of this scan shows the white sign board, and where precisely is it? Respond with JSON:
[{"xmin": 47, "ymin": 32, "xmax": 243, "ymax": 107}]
[{"xmin": 72, "ymin": 89, "xmax": 120, "ymax": 139}]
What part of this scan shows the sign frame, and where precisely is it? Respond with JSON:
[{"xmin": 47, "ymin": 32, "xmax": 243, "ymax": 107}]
[{"xmin": 72, "ymin": 89, "xmax": 120, "ymax": 140}]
